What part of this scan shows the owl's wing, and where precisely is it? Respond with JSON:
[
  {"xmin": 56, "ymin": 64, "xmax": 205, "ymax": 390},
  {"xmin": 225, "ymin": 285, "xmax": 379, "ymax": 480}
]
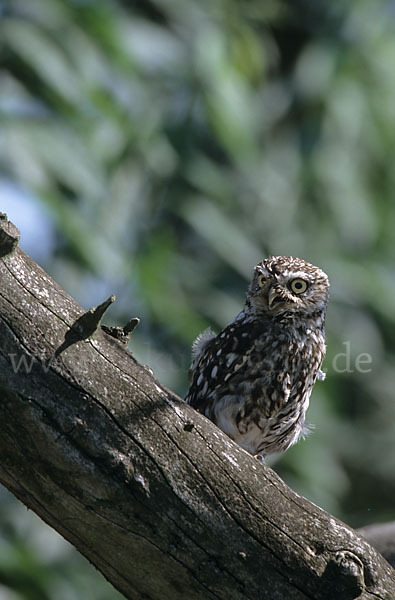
[{"xmin": 186, "ymin": 318, "xmax": 271, "ymax": 412}]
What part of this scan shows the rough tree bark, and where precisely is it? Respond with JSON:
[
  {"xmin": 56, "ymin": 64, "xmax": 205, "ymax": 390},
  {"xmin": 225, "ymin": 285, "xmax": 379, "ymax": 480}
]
[
  {"xmin": 0, "ymin": 214, "xmax": 394, "ymax": 600},
  {"xmin": 357, "ymin": 523, "xmax": 395, "ymax": 572}
]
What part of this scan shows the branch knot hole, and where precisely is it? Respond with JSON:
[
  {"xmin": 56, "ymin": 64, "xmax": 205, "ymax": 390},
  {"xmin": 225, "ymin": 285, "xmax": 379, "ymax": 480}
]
[{"xmin": 322, "ymin": 550, "xmax": 365, "ymax": 598}]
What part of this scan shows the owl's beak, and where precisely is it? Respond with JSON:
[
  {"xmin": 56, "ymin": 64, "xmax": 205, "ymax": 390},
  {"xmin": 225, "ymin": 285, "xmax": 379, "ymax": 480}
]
[{"xmin": 268, "ymin": 286, "xmax": 286, "ymax": 310}]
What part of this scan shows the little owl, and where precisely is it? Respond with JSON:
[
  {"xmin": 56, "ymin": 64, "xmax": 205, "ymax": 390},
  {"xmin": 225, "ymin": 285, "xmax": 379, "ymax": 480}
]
[{"xmin": 185, "ymin": 256, "xmax": 329, "ymax": 459}]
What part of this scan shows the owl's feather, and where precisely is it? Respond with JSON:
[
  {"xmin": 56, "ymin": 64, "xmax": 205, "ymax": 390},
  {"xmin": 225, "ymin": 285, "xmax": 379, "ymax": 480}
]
[{"xmin": 191, "ymin": 327, "xmax": 216, "ymax": 361}]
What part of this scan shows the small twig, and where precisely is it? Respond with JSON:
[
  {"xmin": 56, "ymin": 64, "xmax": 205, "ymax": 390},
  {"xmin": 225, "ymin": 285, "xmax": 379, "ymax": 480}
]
[
  {"xmin": 54, "ymin": 295, "xmax": 116, "ymax": 358},
  {"xmin": 102, "ymin": 317, "xmax": 140, "ymax": 344}
]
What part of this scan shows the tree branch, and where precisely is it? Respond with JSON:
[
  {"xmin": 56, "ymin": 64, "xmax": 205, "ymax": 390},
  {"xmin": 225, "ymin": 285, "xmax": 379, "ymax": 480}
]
[
  {"xmin": 0, "ymin": 216, "xmax": 394, "ymax": 600},
  {"xmin": 358, "ymin": 523, "xmax": 395, "ymax": 569}
]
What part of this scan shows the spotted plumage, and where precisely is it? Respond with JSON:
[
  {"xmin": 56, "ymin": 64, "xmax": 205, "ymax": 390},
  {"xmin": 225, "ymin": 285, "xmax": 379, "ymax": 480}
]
[{"xmin": 185, "ymin": 256, "xmax": 329, "ymax": 458}]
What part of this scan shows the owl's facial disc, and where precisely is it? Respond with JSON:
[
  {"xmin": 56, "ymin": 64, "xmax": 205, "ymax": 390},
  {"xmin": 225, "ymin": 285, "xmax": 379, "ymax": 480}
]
[
  {"xmin": 254, "ymin": 273, "xmax": 312, "ymax": 313},
  {"xmin": 267, "ymin": 276, "xmax": 311, "ymax": 310},
  {"xmin": 249, "ymin": 258, "xmax": 329, "ymax": 316}
]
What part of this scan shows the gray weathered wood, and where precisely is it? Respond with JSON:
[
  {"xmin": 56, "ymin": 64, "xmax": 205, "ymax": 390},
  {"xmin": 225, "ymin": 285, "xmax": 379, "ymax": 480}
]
[
  {"xmin": 0, "ymin": 216, "xmax": 394, "ymax": 599},
  {"xmin": 358, "ymin": 523, "xmax": 395, "ymax": 569}
]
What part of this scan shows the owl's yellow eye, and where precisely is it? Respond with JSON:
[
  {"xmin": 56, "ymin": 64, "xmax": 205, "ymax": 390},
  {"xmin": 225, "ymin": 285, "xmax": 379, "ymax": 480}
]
[
  {"xmin": 290, "ymin": 278, "xmax": 308, "ymax": 294},
  {"xmin": 257, "ymin": 273, "xmax": 266, "ymax": 288}
]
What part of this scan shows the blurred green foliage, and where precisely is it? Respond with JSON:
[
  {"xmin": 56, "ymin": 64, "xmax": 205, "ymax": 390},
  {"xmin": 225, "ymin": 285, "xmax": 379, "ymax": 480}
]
[{"xmin": 1, "ymin": 0, "xmax": 395, "ymax": 597}]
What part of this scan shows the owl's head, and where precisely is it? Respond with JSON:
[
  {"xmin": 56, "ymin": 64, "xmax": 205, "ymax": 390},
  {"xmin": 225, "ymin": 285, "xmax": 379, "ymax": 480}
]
[{"xmin": 247, "ymin": 256, "xmax": 329, "ymax": 317}]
